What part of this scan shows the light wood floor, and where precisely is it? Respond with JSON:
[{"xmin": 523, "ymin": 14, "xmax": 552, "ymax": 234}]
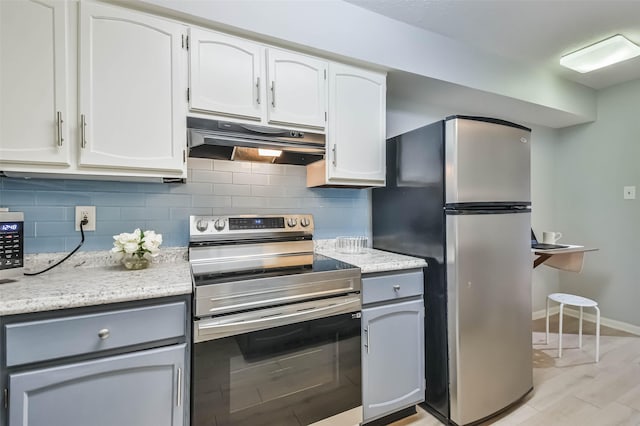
[{"xmin": 390, "ymin": 315, "xmax": 640, "ymax": 426}]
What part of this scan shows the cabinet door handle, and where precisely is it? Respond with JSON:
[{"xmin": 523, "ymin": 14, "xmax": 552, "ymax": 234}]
[
  {"xmin": 332, "ymin": 144, "xmax": 337, "ymax": 167},
  {"xmin": 364, "ymin": 328, "xmax": 370, "ymax": 353},
  {"xmin": 177, "ymin": 367, "xmax": 182, "ymax": 406},
  {"xmin": 80, "ymin": 114, "xmax": 87, "ymax": 148},
  {"xmin": 97, "ymin": 328, "xmax": 110, "ymax": 340},
  {"xmin": 393, "ymin": 284, "xmax": 401, "ymax": 292},
  {"xmin": 271, "ymin": 81, "xmax": 276, "ymax": 108},
  {"xmin": 56, "ymin": 111, "xmax": 64, "ymax": 146},
  {"xmin": 256, "ymin": 77, "xmax": 261, "ymax": 104}
]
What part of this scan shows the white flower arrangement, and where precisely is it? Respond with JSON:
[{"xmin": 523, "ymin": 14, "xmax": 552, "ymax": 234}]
[{"xmin": 111, "ymin": 228, "xmax": 163, "ymax": 259}]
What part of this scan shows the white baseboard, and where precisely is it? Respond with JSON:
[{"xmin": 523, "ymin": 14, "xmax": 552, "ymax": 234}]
[{"xmin": 532, "ymin": 307, "xmax": 640, "ymax": 336}]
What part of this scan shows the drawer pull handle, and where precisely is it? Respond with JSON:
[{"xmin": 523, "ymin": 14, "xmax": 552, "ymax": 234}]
[
  {"xmin": 98, "ymin": 328, "xmax": 110, "ymax": 340},
  {"xmin": 393, "ymin": 285, "xmax": 401, "ymax": 292}
]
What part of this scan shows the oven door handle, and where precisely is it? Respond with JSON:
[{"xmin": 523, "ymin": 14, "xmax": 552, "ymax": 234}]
[{"xmin": 194, "ymin": 296, "xmax": 360, "ymax": 342}]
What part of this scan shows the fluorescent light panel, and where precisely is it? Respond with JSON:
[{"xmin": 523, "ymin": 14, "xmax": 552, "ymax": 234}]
[
  {"xmin": 258, "ymin": 148, "xmax": 282, "ymax": 157},
  {"xmin": 560, "ymin": 35, "xmax": 640, "ymax": 73}
]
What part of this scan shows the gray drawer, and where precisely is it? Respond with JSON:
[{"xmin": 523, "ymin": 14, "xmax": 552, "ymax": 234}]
[
  {"xmin": 5, "ymin": 302, "xmax": 186, "ymax": 367},
  {"xmin": 362, "ymin": 271, "xmax": 423, "ymax": 305}
]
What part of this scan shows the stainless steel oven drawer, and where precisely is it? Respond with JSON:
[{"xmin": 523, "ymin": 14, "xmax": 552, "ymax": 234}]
[
  {"xmin": 362, "ymin": 270, "xmax": 424, "ymax": 305},
  {"xmin": 5, "ymin": 302, "xmax": 186, "ymax": 367}
]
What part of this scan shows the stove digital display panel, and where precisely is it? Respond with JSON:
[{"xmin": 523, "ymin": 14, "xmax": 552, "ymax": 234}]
[{"xmin": 229, "ymin": 217, "xmax": 285, "ymax": 230}]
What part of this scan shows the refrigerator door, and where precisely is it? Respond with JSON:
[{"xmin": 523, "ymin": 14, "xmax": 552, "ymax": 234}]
[
  {"xmin": 446, "ymin": 209, "xmax": 532, "ymax": 425},
  {"xmin": 445, "ymin": 117, "xmax": 531, "ymax": 206}
]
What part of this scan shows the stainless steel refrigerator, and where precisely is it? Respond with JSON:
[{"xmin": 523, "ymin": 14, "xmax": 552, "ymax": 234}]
[{"xmin": 372, "ymin": 116, "xmax": 533, "ymax": 425}]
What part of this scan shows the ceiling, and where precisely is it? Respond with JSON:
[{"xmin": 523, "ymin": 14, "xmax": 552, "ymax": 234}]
[{"xmin": 344, "ymin": 0, "xmax": 640, "ymax": 90}]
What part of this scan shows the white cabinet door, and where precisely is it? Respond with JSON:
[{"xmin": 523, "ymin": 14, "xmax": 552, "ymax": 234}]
[
  {"xmin": 188, "ymin": 28, "xmax": 263, "ymax": 120},
  {"xmin": 267, "ymin": 49, "xmax": 327, "ymax": 129},
  {"xmin": 0, "ymin": 0, "xmax": 69, "ymax": 166},
  {"xmin": 327, "ymin": 63, "xmax": 386, "ymax": 185},
  {"xmin": 78, "ymin": 2, "xmax": 186, "ymax": 174},
  {"xmin": 362, "ymin": 299, "xmax": 425, "ymax": 422}
]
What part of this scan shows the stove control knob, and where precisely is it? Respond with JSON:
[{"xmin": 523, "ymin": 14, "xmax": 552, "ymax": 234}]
[
  {"xmin": 300, "ymin": 217, "xmax": 310, "ymax": 228},
  {"xmin": 286, "ymin": 218, "xmax": 298, "ymax": 228},
  {"xmin": 213, "ymin": 219, "xmax": 226, "ymax": 231},
  {"xmin": 195, "ymin": 219, "xmax": 209, "ymax": 232}
]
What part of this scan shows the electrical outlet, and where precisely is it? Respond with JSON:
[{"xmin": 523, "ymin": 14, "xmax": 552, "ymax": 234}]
[
  {"xmin": 624, "ymin": 186, "xmax": 636, "ymax": 200},
  {"xmin": 75, "ymin": 206, "xmax": 96, "ymax": 231}
]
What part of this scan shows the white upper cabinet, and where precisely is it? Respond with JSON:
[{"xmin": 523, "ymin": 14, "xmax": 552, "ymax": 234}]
[
  {"xmin": 0, "ymin": 0, "xmax": 70, "ymax": 166},
  {"xmin": 266, "ymin": 49, "xmax": 327, "ymax": 129},
  {"xmin": 78, "ymin": 2, "xmax": 186, "ymax": 174},
  {"xmin": 188, "ymin": 28, "xmax": 327, "ymax": 130},
  {"xmin": 307, "ymin": 63, "xmax": 386, "ymax": 187},
  {"xmin": 188, "ymin": 28, "xmax": 263, "ymax": 120}
]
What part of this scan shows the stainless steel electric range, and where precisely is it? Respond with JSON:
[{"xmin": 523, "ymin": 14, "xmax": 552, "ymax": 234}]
[{"xmin": 189, "ymin": 214, "xmax": 362, "ymax": 426}]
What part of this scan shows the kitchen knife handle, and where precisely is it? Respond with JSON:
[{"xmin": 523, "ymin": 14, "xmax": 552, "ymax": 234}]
[
  {"xmin": 256, "ymin": 77, "xmax": 261, "ymax": 104},
  {"xmin": 80, "ymin": 114, "xmax": 87, "ymax": 148},
  {"xmin": 332, "ymin": 144, "xmax": 337, "ymax": 167},
  {"xmin": 56, "ymin": 111, "xmax": 64, "ymax": 146}
]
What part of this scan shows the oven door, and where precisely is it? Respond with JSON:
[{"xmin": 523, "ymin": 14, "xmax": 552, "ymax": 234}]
[{"xmin": 192, "ymin": 297, "xmax": 362, "ymax": 426}]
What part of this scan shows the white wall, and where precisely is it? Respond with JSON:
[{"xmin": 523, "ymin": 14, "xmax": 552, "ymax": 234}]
[
  {"xmin": 555, "ymin": 79, "xmax": 640, "ymax": 327},
  {"xmin": 528, "ymin": 125, "xmax": 561, "ymax": 312}
]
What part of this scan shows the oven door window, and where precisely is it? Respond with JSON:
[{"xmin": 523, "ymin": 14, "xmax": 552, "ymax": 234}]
[{"xmin": 193, "ymin": 312, "xmax": 361, "ymax": 426}]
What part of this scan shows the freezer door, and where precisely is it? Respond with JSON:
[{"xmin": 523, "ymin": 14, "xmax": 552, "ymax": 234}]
[
  {"xmin": 446, "ymin": 210, "xmax": 532, "ymax": 425},
  {"xmin": 445, "ymin": 118, "xmax": 531, "ymax": 205}
]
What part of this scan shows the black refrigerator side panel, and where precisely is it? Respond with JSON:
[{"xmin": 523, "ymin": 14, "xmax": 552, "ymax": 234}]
[{"xmin": 372, "ymin": 121, "xmax": 449, "ymax": 419}]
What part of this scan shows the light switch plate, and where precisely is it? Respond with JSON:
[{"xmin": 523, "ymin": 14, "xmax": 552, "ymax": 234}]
[{"xmin": 623, "ymin": 186, "xmax": 636, "ymax": 200}]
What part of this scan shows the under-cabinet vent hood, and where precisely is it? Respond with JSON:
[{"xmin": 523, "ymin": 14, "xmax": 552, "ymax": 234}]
[{"xmin": 187, "ymin": 118, "xmax": 325, "ymax": 166}]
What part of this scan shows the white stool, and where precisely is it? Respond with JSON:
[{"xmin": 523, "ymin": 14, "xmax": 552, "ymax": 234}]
[{"xmin": 546, "ymin": 293, "xmax": 600, "ymax": 362}]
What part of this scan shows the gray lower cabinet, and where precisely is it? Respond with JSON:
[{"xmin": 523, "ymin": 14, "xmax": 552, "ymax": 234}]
[
  {"xmin": 9, "ymin": 344, "xmax": 185, "ymax": 426},
  {"xmin": 2, "ymin": 297, "xmax": 189, "ymax": 426},
  {"xmin": 362, "ymin": 271, "xmax": 425, "ymax": 423}
]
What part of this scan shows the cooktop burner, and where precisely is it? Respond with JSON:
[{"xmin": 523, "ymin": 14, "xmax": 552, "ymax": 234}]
[{"xmin": 192, "ymin": 253, "xmax": 358, "ymax": 287}]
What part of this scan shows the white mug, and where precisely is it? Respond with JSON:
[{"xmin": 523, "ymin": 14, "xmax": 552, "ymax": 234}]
[{"xmin": 542, "ymin": 231, "xmax": 562, "ymax": 244}]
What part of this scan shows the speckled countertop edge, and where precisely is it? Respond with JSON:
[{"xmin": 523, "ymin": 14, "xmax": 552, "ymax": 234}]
[
  {"xmin": 314, "ymin": 239, "xmax": 427, "ymax": 274},
  {"xmin": 1, "ymin": 242, "xmax": 426, "ymax": 316},
  {"xmin": 0, "ymin": 247, "xmax": 191, "ymax": 316}
]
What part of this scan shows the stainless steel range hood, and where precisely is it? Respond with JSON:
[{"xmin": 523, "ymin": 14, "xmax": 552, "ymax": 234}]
[{"xmin": 187, "ymin": 118, "xmax": 325, "ymax": 165}]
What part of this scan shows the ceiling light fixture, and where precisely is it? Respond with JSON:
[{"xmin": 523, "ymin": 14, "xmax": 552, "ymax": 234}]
[{"xmin": 560, "ymin": 34, "xmax": 640, "ymax": 73}]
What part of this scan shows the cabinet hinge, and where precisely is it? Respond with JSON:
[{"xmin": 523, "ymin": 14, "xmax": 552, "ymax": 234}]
[
  {"xmin": 325, "ymin": 111, "xmax": 327, "ymax": 122},
  {"xmin": 324, "ymin": 69, "xmax": 327, "ymax": 80},
  {"xmin": 186, "ymin": 35, "xmax": 189, "ymax": 50},
  {"xmin": 181, "ymin": 34, "xmax": 184, "ymax": 49},
  {"xmin": 183, "ymin": 149, "xmax": 186, "ymax": 163},
  {"xmin": 4, "ymin": 388, "xmax": 7, "ymax": 409},
  {"xmin": 187, "ymin": 88, "xmax": 190, "ymax": 102}
]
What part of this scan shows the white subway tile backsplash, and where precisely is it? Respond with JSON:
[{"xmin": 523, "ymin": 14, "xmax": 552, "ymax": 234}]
[
  {"xmin": 251, "ymin": 162, "xmax": 286, "ymax": 175},
  {"xmin": 191, "ymin": 169, "xmax": 233, "ymax": 184},
  {"xmin": 268, "ymin": 174, "xmax": 305, "ymax": 186},
  {"xmin": 232, "ymin": 196, "xmax": 268, "ymax": 208},
  {"xmin": 251, "ymin": 185, "xmax": 287, "ymax": 197},
  {"xmin": 265, "ymin": 198, "xmax": 301, "ymax": 208},
  {"xmin": 214, "ymin": 159, "xmax": 252, "ymax": 172},
  {"xmin": 233, "ymin": 173, "xmax": 269, "ymax": 185},
  {"xmin": 1, "ymin": 159, "xmax": 368, "ymax": 253},
  {"xmin": 187, "ymin": 158, "xmax": 214, "ymax": 170},
  {"xmin": 214, "ymin": 183, "xmax": 251, "ymax": 196},
  {"xmin": 283, "ymin": 164, "xmax": 307, "ymax": 176},
  {"xmin": 192, "ymin": 195, "xmax": 232, "ymax": 208}
]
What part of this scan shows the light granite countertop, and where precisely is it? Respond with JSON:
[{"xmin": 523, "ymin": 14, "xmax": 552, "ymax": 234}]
[
  {"xmin": 0, "ymin": 248, "xmax": 191, "ymax": 316},
  {"xmin": 315, "ymin": 240, "xmax": 427, "ymax": 274},
  {"xmin": 1, "ymin": 242, "xmax": 426, "ymax": 316}
]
